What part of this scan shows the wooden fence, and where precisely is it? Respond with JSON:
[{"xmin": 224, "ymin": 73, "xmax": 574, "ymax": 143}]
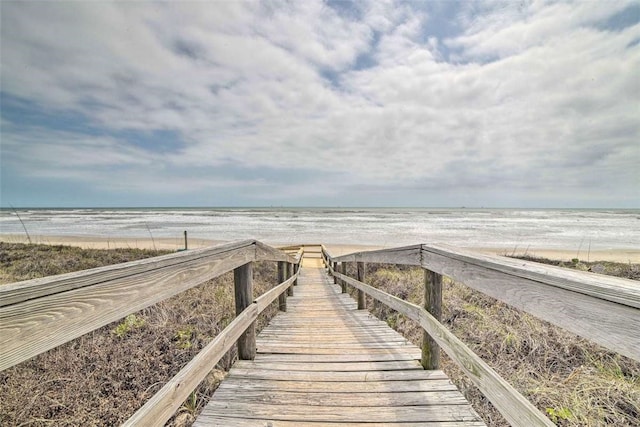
[
  {"xmin": 0, "ymin": 240, "xmax": 303, "ymax": 426},
  {"xmin": 321, "ymin": 244, "xmax": 639, "ymax": 427}
]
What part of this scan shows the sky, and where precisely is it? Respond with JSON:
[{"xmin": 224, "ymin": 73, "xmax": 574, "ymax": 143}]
[{"xmin": 1, "ymin": 0, "xmax": 639, "ymax": 208}]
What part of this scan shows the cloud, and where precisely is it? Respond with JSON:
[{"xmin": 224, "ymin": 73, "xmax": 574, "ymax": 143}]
[{"xmin": 1, "ymin": 0, "xmax": 638, "ymax": 207}]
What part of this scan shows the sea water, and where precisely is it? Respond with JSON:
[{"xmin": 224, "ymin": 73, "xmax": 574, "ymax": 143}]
[{"xmin": 0, "ymin": 208, "xmax": 638, "ymax": 251}]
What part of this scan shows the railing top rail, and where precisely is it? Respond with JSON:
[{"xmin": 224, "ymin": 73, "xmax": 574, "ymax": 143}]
[
  {"xmin": 324, "ymin": 243, "xmax": 640, "ymax": 361},
  {"xmin": 326, "ymin": 243, "xmax": 639, "ymax": 309},
  {"xmin": 1, "ymin": 240, "xmax": 299, "ymax": 308},
  {"xmin": 421, "ymin": 244, "xmax": 640, "ymax": 309},
  {"xmin": 0, "ymin": 240, "xmax": 298, "ymax": 371}
]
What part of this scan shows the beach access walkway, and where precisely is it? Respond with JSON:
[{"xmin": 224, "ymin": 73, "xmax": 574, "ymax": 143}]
[{"xmin": 194, "ymin": 256, "xmax": 485, "ymax": 426}]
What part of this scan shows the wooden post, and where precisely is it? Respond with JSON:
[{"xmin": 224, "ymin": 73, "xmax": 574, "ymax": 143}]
[
  {"xmin": 277, "ymin": 261, "xmax": 287, "ymax": 312},
  {"xmin": 422, "ymin": 269, "xmax": 442, "ymax": 369},
  {"xmin": 340, "ymin": 262, "xmax": 347, "ymax": 293},
  {"xmin": 333, "ymin": 261, "xmax": 338, "ymax": 284},
  {"xmin": 287, "ymin": 262, "xmax": 294, "ymax": 296},
  {"xmin": 357, "ymin": 262, "xmax": 366, "ymax": 310},
  {"xmin": 234, "ymin": 262, "xmax": 255, "ymax": 360},
  {"xmin": 293, "ymin": 263, "xmax": 299, "ymax": 286},
  {"xmin": 183, "ymin": 230, "xmax": 188, "ymax": 250}
]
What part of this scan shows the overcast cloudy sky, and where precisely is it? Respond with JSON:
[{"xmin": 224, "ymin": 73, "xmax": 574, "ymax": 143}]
[{"xmin": 1, "ymin": 1, "xmax": 638, "ymax": 208}]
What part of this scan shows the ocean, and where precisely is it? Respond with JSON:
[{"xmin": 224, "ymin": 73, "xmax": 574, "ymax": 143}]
[{"xmin": 0, "ymin": 208, "xmax": 638, "ymax": 252}]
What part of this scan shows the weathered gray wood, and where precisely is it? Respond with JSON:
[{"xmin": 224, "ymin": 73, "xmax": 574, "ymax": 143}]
[
  {"xmin": 234, "ymin": 262, "xmax": 255, "ymax": 360},
  {"xmin": 335, "ymin": 271, "xmax": 553, "ymax": 427},
  {"xmin": 423, "ymin": 244, "xmax": 640, "ymax": 308},
  {"xmin": 293, "ymin": 263, "xmax": 299, "ymax": 286},
  {"xmin": 254, "ymin": 275, "xmax": 296, "ymax": 313},
  {"xmin": 357, "ymin": 261, "xmax": 366, "ymax": 310},
  {"xmin": 340, "ymin": 262, "xmax": 347, "ymax": 293},
  {"xmin": 195, "ymin": 418, "xmax": 486, "ymax": 427},
  {"xmin": 333, "ymin": 261, "xmax": 338, "ymax": 284},
  {"xmin": 211, "ymin": 388, "xmax": 469, "ymax": 406},
  {"xmin": 255, "ymin": 241, "xmax": 295, "ymax": 262},
  {"xmin": 332, "ymin": 244, "xmax": 422, "ymax": 265},
  {"xmin": 287, "ymin": 263, "xmax": 294, "ymax": 296},
  {"xmin": 421, "ymin": 246, "xmax": 640, "ymax": 361},
  {"xmin": 234, "ymin": 359, "xmax": 422, "ymax": 372},
  {"xmin": 277, "ymin": 261, "xmax": 287, "ymax": 312},
  {"xmin": 0, "ymin": 239, "xmax": 256, "ymax": 308},
  {"xmin": 422, "ymin": 269, "xmax": 442, "ymax": 370},
  {"xmin": 207, "ymin": 376, "xmax": 454, "ymax": 394},
  {"xmin": 123, "ymin": 304, "xmax": 259, "ymax": 427},
  {"xmin": 0, "ymin": 245, "xmax": 255, "ymax": 371},
  {"xmin": 198, "ymin": 402, "xmax": 481, "ymax": 423}
]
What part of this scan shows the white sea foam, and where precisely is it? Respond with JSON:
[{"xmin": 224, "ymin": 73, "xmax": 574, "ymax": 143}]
[{"xmin": 0, "ymin": 208, "xmax": 638, "ymax": 251}]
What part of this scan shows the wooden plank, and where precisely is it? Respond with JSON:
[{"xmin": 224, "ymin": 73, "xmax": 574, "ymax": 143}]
[
  {"xmin": 254, "ymin": 275, "xmax": 297, "ymax": 313},
  {"xmin": 209, "ymin": 377, "xmax": 456, "ymax": 393},
  {"xmin": 336, "ymin": 271, "xmax": 553, "ymax": 427},
  {"xmin": 233, "ymin": 359, "xmax": 423, "ymax": 372},
  {"xmin": 421, "ymin": 246, "xmax": 640, "ymax": 361},
  {"xmin": 0, "ymin": 245, "xmax": 254, "ymax": 371},
  {"xmin": 256, "ymin": 346, "xmax": 423, "ymax": 356},
  {"xmin": 255, "ymin": 241, "xmax": 295, "ymax": 263},
  {"xmin": 197, "ymin": 402, "xmax": 481, "ymax": 423},
  {"xmin": 253, "ymin": 353, "xmax": 420, "ymax": 363},
  {"xmin": 226, "ymin": 367, "xmax": 443, "ymax": 382},
  {"xmin": 211, "ymin": 389, "xmax": 470, "ymax": 406},
  {"xmin": 0, "ymin": 239, "xmax": 256, "ymax": 307},
  {"xmin": 122, "ymin": 304, "xmax": 259, "ymax": 427},
  {"xmin": 422, "ymin": 244, "xmax": 640, "ymax": 308},
  {"xmin": 195, "ymin": 418, "xmax": 486, "ymax": 427},
  {"xmin": 331, "ymin": 244, "xmax": 422, "ymax": 265}
]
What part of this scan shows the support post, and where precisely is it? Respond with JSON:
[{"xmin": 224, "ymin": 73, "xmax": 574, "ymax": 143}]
[
  {"xmin": 277, "ymin": 261, "xmax": 287, "ymax": 312},
  {"xmin": 293, "ymin": 263, "xmax": 299, "ymax": 286},
  {"xmin": 183, "ymin": 230, "xmax": 188, "ymax": 250},
  {"xmin": 333, "ymin": 261, "xmax": 337, "ymax": 284},
  {"xmin": 357, "ymin": 261, "xmax": 366, "ymax": 310},
  {"xmin": 340, "ymin": 262, "xmax": 347, "ymax": 293},
  {"xmin": 234, "ymin": 262, "xmax": 255, "ymax": 360},
  {"xmin": 422, "ymin": 269, "xmax": 442, "ymax": 369},
  {"xmin": 287, "ymin": 262, "xmax": 294, "ymax": 296}
]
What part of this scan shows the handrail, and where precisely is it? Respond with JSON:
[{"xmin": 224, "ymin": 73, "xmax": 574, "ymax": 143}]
[
  {"xmin": 1, "ymin": 239, "xmax": 302, "ymax": 426},
  {"xmin": 322, "ymin": 243, "xmax": 640, "ymax": 426},
  {"xmin": 326, "ymin": 244, "xmax": 640, "ymax": 361},
  {"xmin": 0, "ymin": 240, "xmax": 299, "ymax": 370}
]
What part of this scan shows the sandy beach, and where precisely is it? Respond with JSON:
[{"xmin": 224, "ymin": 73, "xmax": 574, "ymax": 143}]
[{"xmin": 2, "ymin": 234, "xmax": 639, "ymax": 263}]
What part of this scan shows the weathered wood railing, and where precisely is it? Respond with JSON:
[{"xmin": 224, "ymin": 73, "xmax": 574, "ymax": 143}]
[
  {"xmin": 0, "ymin": 240, "xmax": 303, "ymax": 426},
  {"xmin": 321, "ymin": 244, "xmax": 639, "ymax": 427}
]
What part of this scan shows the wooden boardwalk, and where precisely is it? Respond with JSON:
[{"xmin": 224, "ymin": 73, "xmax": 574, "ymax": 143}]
[{"xmin": 194, "ymin": 258, "xmax": 485, "ymax": 426}]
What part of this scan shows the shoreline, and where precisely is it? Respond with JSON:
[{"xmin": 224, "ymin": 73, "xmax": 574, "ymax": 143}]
[{"xmin": 1, "ymin": 234, "xmax": 639, "ymax": 263}]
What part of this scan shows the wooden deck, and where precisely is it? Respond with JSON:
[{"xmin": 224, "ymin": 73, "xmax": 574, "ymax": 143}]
[{"xmin": 194, "ymin": 257, "xmax": 485, "ymax": 426}]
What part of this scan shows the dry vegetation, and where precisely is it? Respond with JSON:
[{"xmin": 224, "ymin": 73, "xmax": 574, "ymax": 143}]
[
  {"xmin": 0, "ymin": 242, "xmax": 278, "ymax": 426},
  {"xmin": 1, "ymin": 242, "xmax": 638, "ymax": 426},
  {"xmin": 346, "ymin": 260, "xmax": 640, "ymax": 426}
]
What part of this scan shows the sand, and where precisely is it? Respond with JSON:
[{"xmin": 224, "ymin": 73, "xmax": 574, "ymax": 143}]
[{"xmin": 1, "ymin": 234, "xmax": 638, "ymax": 263}]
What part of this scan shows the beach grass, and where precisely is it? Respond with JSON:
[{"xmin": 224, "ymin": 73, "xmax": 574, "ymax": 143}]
[{"xmin": 1, "ymin": 242, "xmax": 638, "ymax": 426}]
